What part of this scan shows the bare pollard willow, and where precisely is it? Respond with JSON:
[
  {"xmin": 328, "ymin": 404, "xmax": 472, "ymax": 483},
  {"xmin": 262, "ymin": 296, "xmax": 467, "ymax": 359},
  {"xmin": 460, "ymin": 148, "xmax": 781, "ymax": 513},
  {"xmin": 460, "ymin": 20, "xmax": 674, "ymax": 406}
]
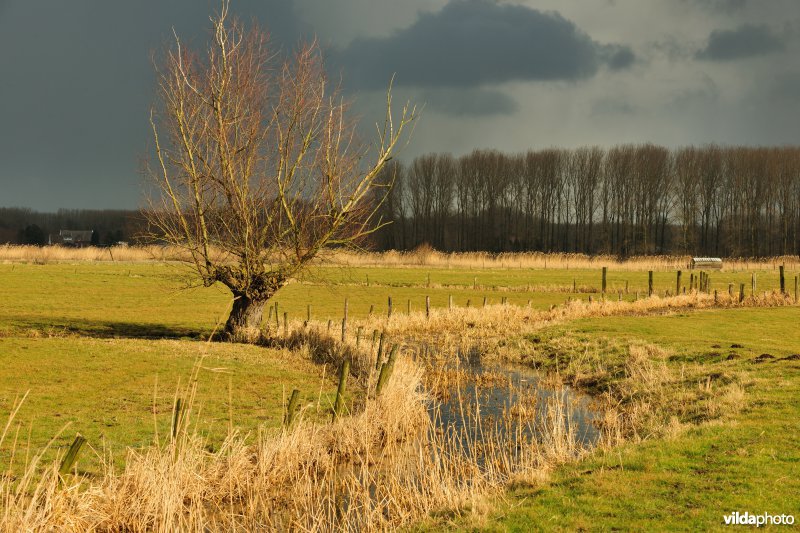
[{"xmin": 145, "ymin": 3, "xmax": 415, "ymax": 341}]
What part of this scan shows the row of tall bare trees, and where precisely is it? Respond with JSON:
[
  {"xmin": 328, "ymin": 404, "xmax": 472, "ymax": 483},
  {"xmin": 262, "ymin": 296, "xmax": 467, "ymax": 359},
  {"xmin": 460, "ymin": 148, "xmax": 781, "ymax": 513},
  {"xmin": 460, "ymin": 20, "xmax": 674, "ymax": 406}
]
[{"xmin": 375, "ymin": 144, "xmax": 800, "ymax": 257}]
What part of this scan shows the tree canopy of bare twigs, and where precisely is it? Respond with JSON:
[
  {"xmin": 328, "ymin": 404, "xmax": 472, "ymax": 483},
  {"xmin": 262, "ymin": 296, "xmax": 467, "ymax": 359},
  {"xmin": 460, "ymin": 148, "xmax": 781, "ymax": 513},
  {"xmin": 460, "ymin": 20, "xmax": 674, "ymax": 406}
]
[{"xmin": 145, "ymin": 2, "xmax": 415, "ymax": 341}]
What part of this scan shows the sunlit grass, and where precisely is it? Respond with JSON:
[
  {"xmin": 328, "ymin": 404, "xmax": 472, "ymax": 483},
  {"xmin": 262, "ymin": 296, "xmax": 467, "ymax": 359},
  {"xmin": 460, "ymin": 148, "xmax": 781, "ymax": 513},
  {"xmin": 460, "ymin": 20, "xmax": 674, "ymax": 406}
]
[{"xmin": 469, "ymin": 307, "xmax": 800, "ymax": 531}]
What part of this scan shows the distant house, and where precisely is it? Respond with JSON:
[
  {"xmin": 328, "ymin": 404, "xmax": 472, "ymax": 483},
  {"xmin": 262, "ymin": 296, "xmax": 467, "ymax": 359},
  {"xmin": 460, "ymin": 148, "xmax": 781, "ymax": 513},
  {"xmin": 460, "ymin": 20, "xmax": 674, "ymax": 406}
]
[
  {"xmin": 59, "ymin": 229, "xmax": 94, "ymax": 247},
  {"xmin": 691, "ymin": 257, "xmax": 723, "ymax": 270}
]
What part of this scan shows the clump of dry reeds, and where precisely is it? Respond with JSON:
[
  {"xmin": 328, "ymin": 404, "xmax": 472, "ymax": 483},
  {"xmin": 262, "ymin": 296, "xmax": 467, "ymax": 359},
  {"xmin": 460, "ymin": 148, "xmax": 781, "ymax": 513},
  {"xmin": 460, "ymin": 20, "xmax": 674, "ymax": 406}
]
[
  {"xmin": 589, "ymin": 342, "xmax": 751, "ymax": 447},
  {"xmin": 326, "ymin": 249, "xmax": 800, "ymax": 272},
  {"xmin": 0, "ymin": 244, "xmax": 187, "ymax": 263},
  {"xmin": 0, "ymin": 351, "xmax": 590, "ymax": 531},
  {"xmin": 2, "ymin": 243, "xmax": 799, "ymax": 272},
  {"xmin": 314, "ymin": 290, "xmax": 794, "ymax": 361}
]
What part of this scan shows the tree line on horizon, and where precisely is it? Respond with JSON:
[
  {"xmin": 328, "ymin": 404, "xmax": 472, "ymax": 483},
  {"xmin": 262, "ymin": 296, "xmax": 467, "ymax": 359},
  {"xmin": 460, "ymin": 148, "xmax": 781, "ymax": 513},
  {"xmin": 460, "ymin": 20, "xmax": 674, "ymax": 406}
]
[
  {"xmin": 373, "ymin": 144, "xmax": 800, "ymax": 257},
  {"xmin": 0, "ymin": 208, "xmax": 141, "ymax": 246},
  {"xmin": 3, "ymin": 143, "xmax": 800, "ymax": 257}
]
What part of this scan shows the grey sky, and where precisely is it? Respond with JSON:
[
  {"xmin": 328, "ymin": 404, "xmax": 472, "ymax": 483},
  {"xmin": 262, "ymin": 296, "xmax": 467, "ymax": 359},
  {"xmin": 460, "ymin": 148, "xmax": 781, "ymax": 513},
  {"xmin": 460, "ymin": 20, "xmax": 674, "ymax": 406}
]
[{"xmin": 1, "ymin": 0, "xmax": 799, "ymax": 210}]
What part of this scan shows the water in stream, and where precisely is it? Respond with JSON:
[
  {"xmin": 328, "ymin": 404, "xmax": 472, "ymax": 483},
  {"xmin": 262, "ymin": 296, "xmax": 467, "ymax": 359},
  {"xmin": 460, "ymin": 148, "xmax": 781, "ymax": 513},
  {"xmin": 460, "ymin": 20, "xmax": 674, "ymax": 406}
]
[{"xmin": 430, "ymin": 360, "xmax": 600, "ymax": 448}]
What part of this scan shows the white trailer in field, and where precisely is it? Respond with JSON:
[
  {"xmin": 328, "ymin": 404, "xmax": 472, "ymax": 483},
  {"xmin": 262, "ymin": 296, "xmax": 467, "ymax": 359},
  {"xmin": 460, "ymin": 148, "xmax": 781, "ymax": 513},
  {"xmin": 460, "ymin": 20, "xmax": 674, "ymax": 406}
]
[{"xmin": 691, "ymin": 257, "xmax": 722, "ymax": 270}]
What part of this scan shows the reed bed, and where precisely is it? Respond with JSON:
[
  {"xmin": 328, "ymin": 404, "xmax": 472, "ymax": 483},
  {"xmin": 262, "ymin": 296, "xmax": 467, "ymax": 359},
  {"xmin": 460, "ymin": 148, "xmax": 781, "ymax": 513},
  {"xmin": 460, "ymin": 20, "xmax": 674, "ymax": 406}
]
[
  {"xmin": 327, "ymin": 249, "xmax": 800, "ymax": 272},
  {"xmin": 0, "ymin": 244, "xmax": 186, "ymax": 263},
  {"xmin": 313, "ymin": 290, "xmax": 796, "ymax": 359},
  {"xmin": 2, "ymin": 244, "xmax": 798, "ymax": 272},
  {"xmin": 0, "ymin": 357, "xmax": 587, "ymax": 531}
]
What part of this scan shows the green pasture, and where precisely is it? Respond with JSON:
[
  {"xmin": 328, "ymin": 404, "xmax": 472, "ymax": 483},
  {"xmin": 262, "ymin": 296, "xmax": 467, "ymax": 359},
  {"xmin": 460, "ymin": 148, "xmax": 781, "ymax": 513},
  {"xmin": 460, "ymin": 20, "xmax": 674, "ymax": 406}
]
[
  {"xmin": 0, "ymin": 262, "xmax": 622, "ymax": 337},
  {"xmin": 2, "ymin": 262, "xmax": 795, "ymax": 338},
  {"xmin": 475, "ymin": 307, "xmax": 800, "ymax": 531},
  {"xmin": 0, "ymin": 260, "xmax": 798, "ymax": 528},
  {"xmin": 0, "ymin": 336, "xmax": 336, "ymax": 473},
  {"xmin": 306, "ymin": 264, "xmax": 798, "ymax": 296}
]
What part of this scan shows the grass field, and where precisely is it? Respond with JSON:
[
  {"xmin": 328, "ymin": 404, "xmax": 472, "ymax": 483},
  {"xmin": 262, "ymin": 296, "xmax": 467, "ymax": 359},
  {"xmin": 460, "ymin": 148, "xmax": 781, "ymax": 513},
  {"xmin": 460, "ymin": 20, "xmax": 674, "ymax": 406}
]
[
  {"xmin": 0, "ymin": 256, "xmax": 798, "ymax": 529},
  {"xmin": 433, "ymin": 307, "xmax": 800, "ymax": 531}
]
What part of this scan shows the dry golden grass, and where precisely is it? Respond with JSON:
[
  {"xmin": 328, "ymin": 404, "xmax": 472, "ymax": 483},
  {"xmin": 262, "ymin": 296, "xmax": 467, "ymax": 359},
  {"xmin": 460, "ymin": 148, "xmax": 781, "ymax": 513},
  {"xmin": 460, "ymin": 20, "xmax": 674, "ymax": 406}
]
[
  {"xmin": 313, "ymin": 290, "xmax": 795, "ymax": 359},
  {"xmin": 327, "ymin": 249, "xmax": 800, "ymax": 272},
  {"xmin": 2, "ymin": 244, "xmax": 799, "ymax": 273},
  {"xmin": 0, "ymin": 244, "xmax": 186, "ymax": 263},
  {"xmin": 0, "ymin": 356, "xmax": 588, "ymax": 531}
]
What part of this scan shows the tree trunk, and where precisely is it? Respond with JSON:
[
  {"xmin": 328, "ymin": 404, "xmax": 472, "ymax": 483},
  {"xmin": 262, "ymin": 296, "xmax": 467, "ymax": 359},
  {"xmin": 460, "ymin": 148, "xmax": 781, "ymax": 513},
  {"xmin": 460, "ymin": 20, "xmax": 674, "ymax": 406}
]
[{"xmin": 224, "ymin": 293, "xmax": 268, "ymax": 342}]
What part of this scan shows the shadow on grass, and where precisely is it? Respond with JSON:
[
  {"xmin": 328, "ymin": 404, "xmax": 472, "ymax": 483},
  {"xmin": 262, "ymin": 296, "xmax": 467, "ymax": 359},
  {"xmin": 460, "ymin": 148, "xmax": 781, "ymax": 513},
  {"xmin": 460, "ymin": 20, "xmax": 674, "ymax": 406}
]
[{"xmin": 9, "ymin": 317, "xmax": 208, "ymax": 340}]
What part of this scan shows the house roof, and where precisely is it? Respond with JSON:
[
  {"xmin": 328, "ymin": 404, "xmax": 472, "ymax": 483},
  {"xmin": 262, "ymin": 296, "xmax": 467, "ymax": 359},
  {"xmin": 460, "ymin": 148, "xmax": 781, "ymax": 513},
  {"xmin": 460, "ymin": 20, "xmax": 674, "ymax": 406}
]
[{"xmin": 59, "ymin": 230, "xmax": 94, "ymax": 241}]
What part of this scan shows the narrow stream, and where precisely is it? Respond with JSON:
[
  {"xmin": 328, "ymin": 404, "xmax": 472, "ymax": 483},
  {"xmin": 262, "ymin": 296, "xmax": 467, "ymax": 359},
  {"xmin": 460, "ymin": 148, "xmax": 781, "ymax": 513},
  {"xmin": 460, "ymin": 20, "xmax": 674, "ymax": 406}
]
[
  {"xmin": 311, "ymin": 351, "xmax": 603, "ymax": 527},
  {"xmin": 430, "ymin": 358, "xmax": 600, "ymax": 448}
]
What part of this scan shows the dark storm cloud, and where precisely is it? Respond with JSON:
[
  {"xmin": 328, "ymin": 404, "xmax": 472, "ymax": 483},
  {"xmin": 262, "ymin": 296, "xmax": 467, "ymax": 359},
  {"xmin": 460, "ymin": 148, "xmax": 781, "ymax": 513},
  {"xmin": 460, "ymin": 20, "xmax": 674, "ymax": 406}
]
[
  {"xmin": 0, "ymin": 1, "xmax": 303, "ymax": 211},
  {"xmin": 336, "ymin": 0, "xmax": 635, "ymax": 90},
  {"xmin": 602, "ymin": 45, "xmax": 637, "ymax": 70},
  {"xmin": 696, "ymin": 24, "xmax": 785, "ymax": 60}
]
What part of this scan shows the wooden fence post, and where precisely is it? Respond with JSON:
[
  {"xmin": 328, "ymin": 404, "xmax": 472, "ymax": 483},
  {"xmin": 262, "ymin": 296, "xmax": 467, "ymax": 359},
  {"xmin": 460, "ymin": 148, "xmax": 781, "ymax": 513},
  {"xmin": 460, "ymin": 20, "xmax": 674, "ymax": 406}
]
[
  {"xmin": 375, "ymin": 332, "xmax": 385, "ymax": 370},
  {"xmin": 426, "ymin": 295, "xmax": 430, "ymax": 319},
  {"xmin": 648, "ymin": 271, "xmax": 654, "ymax": 297},
  {"xmin": 283, "ymin": 312, "xmax": 288, "ymax": 338},
  {"xmin": 387, "ymin": 296, "xmax": 393, "ymax": 318},
  {"xmin": 739, "ymin": 283, "xmax": 745, "ymax": 303},
  {"xmin": 376, "ymin": 345, "xmax": 400, "ymax": 397},
  {"xmin": 59, "ymin": 435, "xmax": 87, "ymax": 477},
  {"xmin": 371, "ymin": 329, "xmax": 379, "ymax": 348},
  {"xmin": 779, "ymin": 265, "xmax": 785, "ymax": 294},
  {"xmin": 602, "ymin": 267, "xmax": 607, "ymax": 294},
  {"xmin": 284, "ymin": 389, "xmax": 301, "ymax": 428},
  {"xmin": 332, "ymin": 357, "xmax": 350, "ymax": 421},
  {"xmin": 676, "ymin": 270, "xmax": 681, "ymax": 296}
]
